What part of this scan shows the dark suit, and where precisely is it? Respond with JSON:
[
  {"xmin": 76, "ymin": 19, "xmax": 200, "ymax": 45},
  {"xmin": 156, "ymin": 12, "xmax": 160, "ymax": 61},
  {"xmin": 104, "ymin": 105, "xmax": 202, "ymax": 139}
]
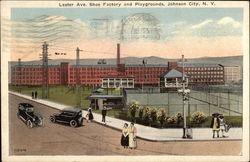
[
  {"xmin": 210, "ymin": 117, "xmax": 220, "ymax": 129},
  {"xmin": 102, "ymin": 109, "xmax": 107, "ymax": 122}
]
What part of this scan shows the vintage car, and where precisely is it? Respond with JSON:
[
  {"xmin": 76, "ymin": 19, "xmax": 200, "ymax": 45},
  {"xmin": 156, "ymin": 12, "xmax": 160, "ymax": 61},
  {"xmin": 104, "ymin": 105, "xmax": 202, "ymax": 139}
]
[
  {"xmin": 17, "ymin": 103, "xmax": 43, "ymax": 128},
  {"xmin": 49, "ymin": 108, "xmax": 83, "ymax": 127}
]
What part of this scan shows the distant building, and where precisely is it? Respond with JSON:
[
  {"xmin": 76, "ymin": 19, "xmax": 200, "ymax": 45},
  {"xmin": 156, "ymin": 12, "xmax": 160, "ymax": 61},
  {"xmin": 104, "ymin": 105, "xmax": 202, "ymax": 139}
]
[
  {"xmin": 180, "ymin": 63, "xmax": 225, "ymax": 85},
  {"xmin": 11, "ymin": 62, "xmax": 225, "ymax": 87},
  {"xmin": 101, "ymin": 74, "xmax": 134, "ymax": 89},
  {"xmin": 160, "ymin": 69, "xmax": 188, "ymax": 88},
  {"xmin": 224, "ymin": 66, "xmax": 241, "ymax": 83},
  {"xmin": 11, "ymin": 44, "xmax": 225, "ymax": 87}
]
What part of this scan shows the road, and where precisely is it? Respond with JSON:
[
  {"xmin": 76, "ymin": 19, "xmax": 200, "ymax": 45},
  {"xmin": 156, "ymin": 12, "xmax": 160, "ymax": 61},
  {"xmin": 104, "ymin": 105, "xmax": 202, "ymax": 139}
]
[{"xmin": 9, "ymin": 94, "xmax": 242, "ymax": 155}]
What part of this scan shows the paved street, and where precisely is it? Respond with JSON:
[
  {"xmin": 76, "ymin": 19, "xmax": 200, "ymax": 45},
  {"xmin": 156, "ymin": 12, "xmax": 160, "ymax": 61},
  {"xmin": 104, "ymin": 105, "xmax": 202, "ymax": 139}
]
[{"xmin": 9, "ymin": 94, "xmax": 242, "ymax": 155}]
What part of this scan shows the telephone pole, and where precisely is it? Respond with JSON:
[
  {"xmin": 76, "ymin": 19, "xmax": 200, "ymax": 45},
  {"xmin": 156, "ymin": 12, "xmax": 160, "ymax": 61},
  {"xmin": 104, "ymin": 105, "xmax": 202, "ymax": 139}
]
[
  {"xmin": 18, "ymin": 58, "xmax": 22, "ymax": 92},
  {"xmin": 76, "ymin": 47, "xmax": 83, "ymax": 108},
  {"xmin": 181, "ymin": 55, "xmax": 187, "ymax": 138},
  {"xmin": 41, "ymin": 42, "xmax": 50, "ymax": 99}
]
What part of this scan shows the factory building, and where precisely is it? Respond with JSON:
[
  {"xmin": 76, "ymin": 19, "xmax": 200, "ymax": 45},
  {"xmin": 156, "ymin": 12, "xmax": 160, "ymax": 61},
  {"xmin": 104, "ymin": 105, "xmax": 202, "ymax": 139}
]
[
  {"xmin": 11, "ymin": 44, "xmax": 226, "ymax": 87},
  {"xmin": 224, "ymin": 66, "xmax": 241, "ymax": 83}
]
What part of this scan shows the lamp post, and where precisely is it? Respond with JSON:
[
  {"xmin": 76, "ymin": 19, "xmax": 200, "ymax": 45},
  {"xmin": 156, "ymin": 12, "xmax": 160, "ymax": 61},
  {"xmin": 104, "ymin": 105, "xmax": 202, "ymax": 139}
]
[{"xmin": 180, "ymin": 54, "xmax": 190, "ymax": 138}]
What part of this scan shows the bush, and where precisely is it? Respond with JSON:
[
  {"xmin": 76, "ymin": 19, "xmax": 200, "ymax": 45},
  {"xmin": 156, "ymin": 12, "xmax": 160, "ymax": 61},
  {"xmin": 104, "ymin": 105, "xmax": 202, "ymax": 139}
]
[
  {"xmin": 143, "ymin": 105, "xmax": 152, "ymax": 126},
  {"xmin": 190, "ymin": 111, "xmax": 207, "ymax": 124},
  {"xmin": 138, "ymin": 107, "xmax": 143, "ymax": 119},
  {"xmin": 150, "ymin": 108, "xmax": 157, "ymax": 123},
  {"xmin": 157, "ymin": 108, "xmax": 167, "ymax": 127},
  {"xmin": 167, "ymin": 112, "xmax": 183, "ymax": 124},
  {"xmin": 128, "ymin": 101, "xmax": 140, "ymax": 122}
]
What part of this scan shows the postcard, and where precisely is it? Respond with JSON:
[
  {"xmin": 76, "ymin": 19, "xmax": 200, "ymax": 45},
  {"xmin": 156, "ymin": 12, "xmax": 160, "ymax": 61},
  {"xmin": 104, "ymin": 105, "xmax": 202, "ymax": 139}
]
[{"xmin": 1, "ymin": 1, "xmax": 249, "ymax": 162}]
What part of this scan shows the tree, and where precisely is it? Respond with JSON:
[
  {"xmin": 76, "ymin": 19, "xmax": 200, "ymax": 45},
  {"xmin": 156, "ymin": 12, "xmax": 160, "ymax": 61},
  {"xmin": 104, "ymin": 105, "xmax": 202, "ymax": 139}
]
[
  {"xmin": 157, "ymin": 108, "xmax": 167, "ymax": 128},
  {"xmin": 143, "ymin": 105, "xmax": 152, "ymax": 126},
  {"xmin": 167, "ymin": 112, "xmax": 183, "ymax": 124},
  {"xmin": 138, "ymin": 107, "xmax": 143, "ymax": 119},
  {"xmin": 150, "ymin": 108, "xmax": 157, "ymax": 124},
  {"xmin": 128, "ymin": 101, "xmax": 140, "ymax": 122},
  {"xmin": 190, "ymin": 111, "xmax": 207, "ymax": 124}
]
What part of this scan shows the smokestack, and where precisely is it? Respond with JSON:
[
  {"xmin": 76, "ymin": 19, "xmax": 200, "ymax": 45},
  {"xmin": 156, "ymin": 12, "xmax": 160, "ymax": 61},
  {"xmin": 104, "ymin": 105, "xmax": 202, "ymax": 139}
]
[
  {"xmin": 18, "ymin": 58, "xmax": 21, "ymax": 66},
  {"xmin": 117, "ymin": 43, "xmax": 120, "ymax": 65}
]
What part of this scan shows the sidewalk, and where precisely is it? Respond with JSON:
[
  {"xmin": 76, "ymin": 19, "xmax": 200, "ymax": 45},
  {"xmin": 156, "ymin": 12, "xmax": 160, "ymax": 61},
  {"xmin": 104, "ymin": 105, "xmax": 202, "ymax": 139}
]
[{"xmin": 9, "ymin": 91, "xmax": 242, "ymax": 141}]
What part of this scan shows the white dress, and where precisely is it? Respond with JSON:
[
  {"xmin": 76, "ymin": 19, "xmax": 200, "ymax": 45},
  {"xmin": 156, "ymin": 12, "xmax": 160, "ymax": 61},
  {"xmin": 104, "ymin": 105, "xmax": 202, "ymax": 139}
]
[{"xmin": 128, "ymin": 126, "xmax": 137, "ymax": 148}]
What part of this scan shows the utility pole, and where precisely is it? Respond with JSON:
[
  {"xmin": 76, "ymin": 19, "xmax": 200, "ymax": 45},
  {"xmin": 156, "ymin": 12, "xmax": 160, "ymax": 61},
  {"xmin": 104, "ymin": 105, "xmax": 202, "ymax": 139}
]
[
  {"xmin": 76, "ymin": 47, "xmax": 83, "ymax": 108},
  {"xmin": 41, "ymin": 42, "xmax": 50, "ymax": 99},
  {"xmin": 18, "ymin": 58, "xmax": 22, "ymax": 92},
  {"xmin": 182, "ymin": 54, "xmax": 187, "ymax": 138}
]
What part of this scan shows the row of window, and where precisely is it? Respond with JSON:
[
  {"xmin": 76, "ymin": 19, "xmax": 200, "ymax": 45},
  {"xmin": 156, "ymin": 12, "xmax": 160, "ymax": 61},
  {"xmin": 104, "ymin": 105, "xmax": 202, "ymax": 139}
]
[
  {"xmin": 187, "ymin": 71, "xmax": 223, "ymax": 74},
  {"xmin": 189, "ymin": 79, "xmax": 224, "ymax": 82},
  {"xmin": 185, "ymin": 67, "xmax": 223, "ymax": 70}
]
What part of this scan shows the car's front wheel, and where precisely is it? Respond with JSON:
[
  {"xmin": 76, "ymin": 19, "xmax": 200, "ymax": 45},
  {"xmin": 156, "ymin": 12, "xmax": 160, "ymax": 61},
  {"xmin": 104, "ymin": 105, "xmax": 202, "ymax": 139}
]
[
  {"xmin": 26, "ymin": 120, "xmax": 33, "ymax": 128},
  {"xmin": 70, "ymin": 120, "xmax": 77, "ymax": 127},
  {"xmin": 50, "ymin": 116, "xmax": 56, "ymax": 123}
]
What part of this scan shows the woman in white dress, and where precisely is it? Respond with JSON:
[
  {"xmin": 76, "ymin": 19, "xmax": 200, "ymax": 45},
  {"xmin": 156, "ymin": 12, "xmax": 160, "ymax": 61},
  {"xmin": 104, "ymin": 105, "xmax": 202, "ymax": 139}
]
[{"xmin": 128, "ymin": 122, "xmax": 137, "ymax": 149}]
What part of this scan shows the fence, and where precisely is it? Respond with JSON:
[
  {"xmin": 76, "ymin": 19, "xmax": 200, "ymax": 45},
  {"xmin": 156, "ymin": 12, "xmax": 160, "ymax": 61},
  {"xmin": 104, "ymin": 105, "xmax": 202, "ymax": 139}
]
[{"xmin": 125, "ymin": 90, "xmax": 243, "ymax": 116}]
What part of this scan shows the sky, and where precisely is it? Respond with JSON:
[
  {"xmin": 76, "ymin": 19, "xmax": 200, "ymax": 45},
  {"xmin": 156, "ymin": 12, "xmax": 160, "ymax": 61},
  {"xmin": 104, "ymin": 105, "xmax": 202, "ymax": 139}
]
[{"xmin": 10, "ymin": 8, "xmax": 243, "ymax": 61}]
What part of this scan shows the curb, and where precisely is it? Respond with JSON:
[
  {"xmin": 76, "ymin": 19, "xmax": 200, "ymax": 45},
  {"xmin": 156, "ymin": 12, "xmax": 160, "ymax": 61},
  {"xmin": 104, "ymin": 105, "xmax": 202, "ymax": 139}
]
[{"xmin": 91, "ymin": 120, "xmax": 242, "ymax": 142}]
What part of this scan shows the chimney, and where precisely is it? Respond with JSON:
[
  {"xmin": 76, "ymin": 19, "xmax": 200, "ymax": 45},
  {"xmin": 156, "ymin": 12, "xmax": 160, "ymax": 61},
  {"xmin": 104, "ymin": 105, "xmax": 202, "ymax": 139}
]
[
  {"xmin": 117, "ymin": 43, "xmax": 120, "ymax": 65},
  {"xmin": 18, "ymin": 58, "xmax": 21, "ymax": 66}
]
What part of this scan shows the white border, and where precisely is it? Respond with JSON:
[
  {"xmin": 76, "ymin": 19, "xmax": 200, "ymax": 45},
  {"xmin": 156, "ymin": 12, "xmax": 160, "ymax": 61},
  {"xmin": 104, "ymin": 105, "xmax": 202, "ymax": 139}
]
[{"xmin": 1, "ymin": 1, "xmax": 249, "ymax": 162}]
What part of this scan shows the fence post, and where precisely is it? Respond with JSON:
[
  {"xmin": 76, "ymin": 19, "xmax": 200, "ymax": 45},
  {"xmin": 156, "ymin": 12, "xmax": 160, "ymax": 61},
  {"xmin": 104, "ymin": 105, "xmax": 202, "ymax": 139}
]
[
  {"xmin": 208, "ymin": 88, "xmax": 211, "ymax": 115},
  {"xmin": 168, "ymin": 92, "xmax": 170, "ymax": 115},
  {"xmin": 208, "ymin": 104, "xmax": 211, "ymax": 116}
]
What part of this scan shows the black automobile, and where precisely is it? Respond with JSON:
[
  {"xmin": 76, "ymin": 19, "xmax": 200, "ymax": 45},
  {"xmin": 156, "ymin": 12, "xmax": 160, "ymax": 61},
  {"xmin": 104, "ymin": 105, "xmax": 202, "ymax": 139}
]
[
  {"xmin": 17, "ymin": 103, "xmax": 43, "ymax": 128},
  {"xmin": 50, "ymin": 108, "xmax": 83, "ymax": 127}
]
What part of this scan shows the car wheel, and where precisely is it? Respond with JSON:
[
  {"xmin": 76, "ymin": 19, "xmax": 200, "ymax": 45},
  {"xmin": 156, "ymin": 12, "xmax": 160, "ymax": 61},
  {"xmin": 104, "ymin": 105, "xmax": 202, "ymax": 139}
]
[
  {"xmin": 39, "ymin": 119, "xmax": 44, "ymax": 127},
  {"xmin": 70, "ymin": 120, "xmax": 77, "ymax": 127},
  {"xmin": 17, "ymin": 112, "xmax": 20, "ymax": 119},
  {"xmin": 50, "ymin": 116, "xmax": 55, "ymax": 123},
  {"xmin": 26, "ymin": 120, "xmax": 33, "ymax": 128},
  {"xmin": 78, "ymin": 118, "xmax": 83, "ymax": 126}
]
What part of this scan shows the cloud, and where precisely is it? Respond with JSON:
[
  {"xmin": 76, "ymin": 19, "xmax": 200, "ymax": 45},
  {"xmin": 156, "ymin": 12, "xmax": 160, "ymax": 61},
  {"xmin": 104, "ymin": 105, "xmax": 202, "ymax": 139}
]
[
  {"xmin": 170, "ymin": 16, "xmax": 242, "ymax": 37},
  {"xmin": 190, "ymin": 19, "xmax": 213, "ymax": 29},
  {"xmin": 217, "ymin": 17, "xmax": 241, "ymax": 28},
  {"xmin": 10, "ymin": 15, "xmax": 243, "ymax": 61}
]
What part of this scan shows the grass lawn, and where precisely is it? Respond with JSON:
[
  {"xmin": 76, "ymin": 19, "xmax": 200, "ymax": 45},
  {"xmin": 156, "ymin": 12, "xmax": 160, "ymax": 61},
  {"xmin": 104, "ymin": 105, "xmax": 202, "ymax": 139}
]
[{"xmin": 9, "ymin": 85, "xmax": 120, "ymax": 108}]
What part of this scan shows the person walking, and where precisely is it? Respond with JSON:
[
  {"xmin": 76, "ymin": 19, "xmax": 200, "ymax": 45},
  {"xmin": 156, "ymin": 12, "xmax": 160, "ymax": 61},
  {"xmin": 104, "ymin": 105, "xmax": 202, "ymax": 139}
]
[
  {"xmin": 121, "ymin": 123, "xmax": 129, "ymax": 148},
  {"xmin": 128, "ymin": 122, "xmax": 137, "ymax": 149},
  {"xmin": 102, "ymin": 107, "xmax": 107, "ymax": 124},
  {"xmin": 34, "ymin": 91, "xmax": 38, "ymax": 99},
  {"xmin": 31, "ymin": 91, "xmax": 34, "ymax": 99},
  {"xmin": 210, "ymin": 113, "xmax": 220, "ymax": 138},
  {"xmin": 87, "ymin": 107, "xmax": 94, "ymax": 123}
]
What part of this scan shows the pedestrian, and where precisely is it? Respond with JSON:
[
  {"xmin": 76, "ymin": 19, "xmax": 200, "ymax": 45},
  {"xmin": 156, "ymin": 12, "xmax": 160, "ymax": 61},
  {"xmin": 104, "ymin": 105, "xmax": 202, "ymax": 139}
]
[
  {"xmin": 31, "ymin": 91, "xmax": 34, "ymax": 99},
  {"xmin": 34, "ymin": 91, "xmax": 38, "ymax": 99},
  {"xmin": 218, "ymin": 115, "xmax": 226, "ymax": 138},
  {"xmin": 128, "ymin": 122, "xmax": 137, "ymax": 149},
  {"xmin": 121, "ymin": 123, "xmax": 129, "ymax": 149},
  {"xmin": 87, "ymin": 107, "xmax": 94, "ymax": 122},
  {"xmin": 102, "ymin": 106, "xmax": 107, "ymax": 124},
  {"xmin": 210, "ymin": 113, "xmax": 220, "ymax": 138}
]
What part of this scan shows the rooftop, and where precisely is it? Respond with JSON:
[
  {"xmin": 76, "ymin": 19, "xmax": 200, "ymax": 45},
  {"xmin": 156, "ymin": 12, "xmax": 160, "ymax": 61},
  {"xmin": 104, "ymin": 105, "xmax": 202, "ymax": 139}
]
[
  {"xmin": 161, "ymin": 69, "xmax": 187, "ymax": 78},
  {"xmin": 178, "ymin": 62, "xmax": 223, "ymax": 67}
]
